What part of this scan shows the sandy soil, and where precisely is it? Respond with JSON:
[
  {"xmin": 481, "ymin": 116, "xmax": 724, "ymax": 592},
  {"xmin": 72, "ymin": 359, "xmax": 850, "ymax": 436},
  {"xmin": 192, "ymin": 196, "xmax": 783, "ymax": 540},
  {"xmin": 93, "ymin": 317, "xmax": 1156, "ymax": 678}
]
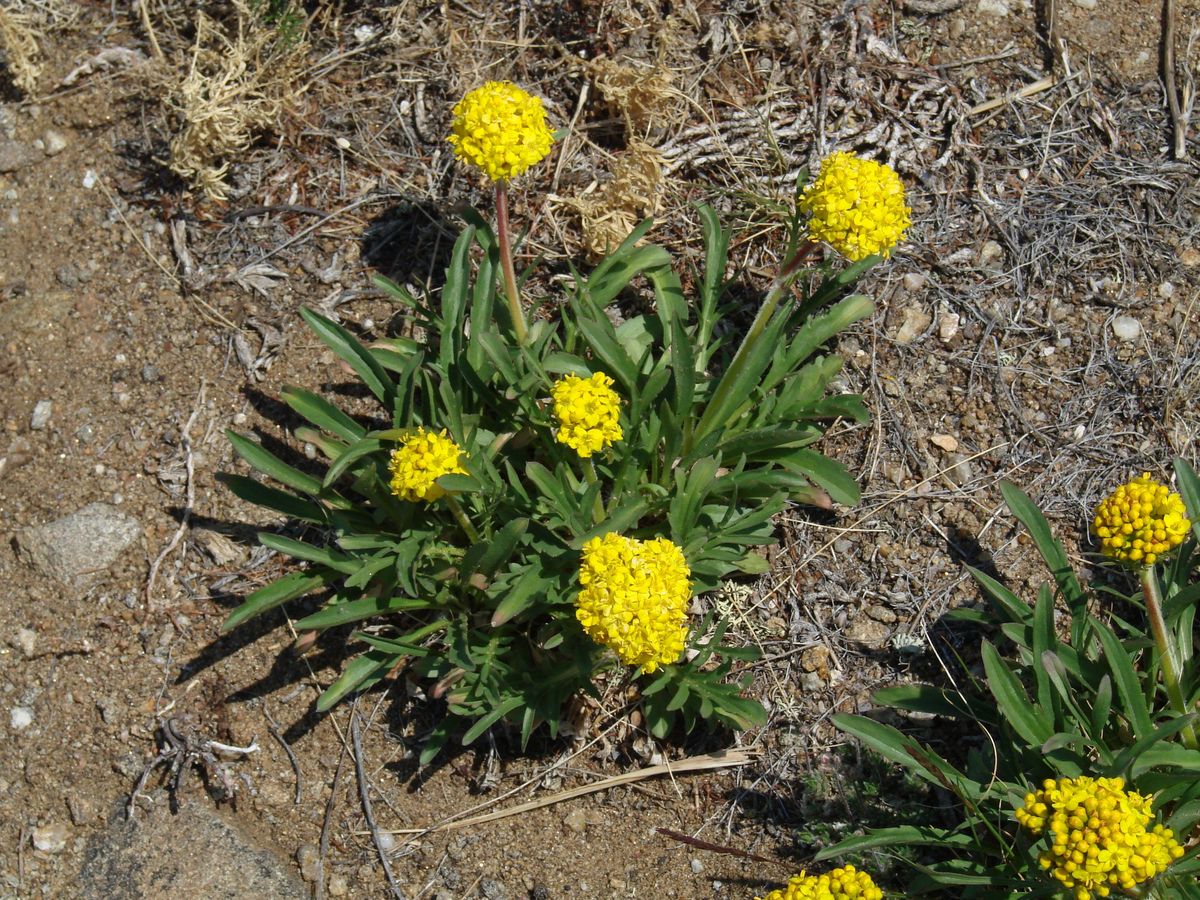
[{"xmin": 1, "ymin": 1, "xmax": 1197, "ymax": 897}]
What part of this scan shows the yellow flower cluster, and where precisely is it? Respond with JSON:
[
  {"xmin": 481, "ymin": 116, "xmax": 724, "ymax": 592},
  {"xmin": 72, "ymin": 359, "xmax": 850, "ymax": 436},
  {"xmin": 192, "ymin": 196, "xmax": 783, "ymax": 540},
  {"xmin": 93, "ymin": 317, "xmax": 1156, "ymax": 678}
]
[
  {"xmin": 1093, "ymin": 473, "xmax": 1191, "ymax": 566},
  {"xmin": 448, "ymin": 81, "xmax": 555, "ymax": 183},
  {"xmin": 756, "ymin": 866, "xmax": 883, "ymax": 900},
  {"xmin": 575, "ymin": 533, "xmax": 690, "ymax": 672},
  {"xmin": 799, "ymin": 152, "xmax": 911, "ymax": 261},
  {"xmin": 1016, "ymin": 775, "xmax": 1184, "ymax": 900},
  {"xmin": 388, "ymin": 427, "xmax": 468, "ymax": 503},
  {"xmin": 550, "ymin": 372, "xmax": 624, "ymax": 458}
]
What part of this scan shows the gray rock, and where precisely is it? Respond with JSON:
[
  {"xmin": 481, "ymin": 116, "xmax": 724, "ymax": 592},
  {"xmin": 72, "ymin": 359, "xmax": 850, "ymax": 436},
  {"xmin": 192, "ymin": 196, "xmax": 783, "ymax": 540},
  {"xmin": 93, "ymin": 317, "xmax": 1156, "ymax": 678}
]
[
  {"xmin": 30, "ymin": 399, "xmax": 52, "ymax": 430},
  {"xmin": 16, "ymin": 502, "xmax": 142, "ymax": 589},
  {"xmin": 0, "ymin": 140, "xmax": 41, "ymax": 172},
  {"xmin": 480, "ymin": 879, "xmax": 509, "ymax": 900},
  {"xmin": 79, "ymin": 795, "xmax": 307, "ymax": 899}
]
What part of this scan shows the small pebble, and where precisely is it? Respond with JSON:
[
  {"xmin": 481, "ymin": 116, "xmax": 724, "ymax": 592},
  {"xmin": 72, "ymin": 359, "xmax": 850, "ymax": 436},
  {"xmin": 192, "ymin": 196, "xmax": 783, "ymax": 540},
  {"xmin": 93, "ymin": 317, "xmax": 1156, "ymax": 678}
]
[
  {"xmin": 15, "ymin": 628, "xmax": 36, "ymax": 657},
  {"xmin": 327, "ymin": 874, "xmax": 349, "ymax": 897},
  {"xmin": 82, "ymin": 169, "xmax": 98, "ymax": 189},
  {"xmin": 10, "ymin": 707, "xmax": 33, "ymax": 730},
  {"xmin": 690, "ymin": 858, "xmax": 703, "ymax": 874},
  {"xmin": 42, "ymin": 129, "xmax": 67, "ymax": 156},
  {"xmin": 902, "ymin": 272, "xmax": 927, "ymax": 292},
  {"xmin": 141, "ymin": 364, "xmax": 160, "ymax": 383},
  {"xmin": 1111, "ymin": 316, "xmax": 1141, "ymax": 342},
  {"xmin": 32, "ymin": 823, "xmax": 69, "ymax": 853},
  {"xmin": 1158, "ymin": 281, "xmax": 1175, "ymax": 299},
  {"xmin": 929, "ymin": 433, "xmax": 959, "ymax": 452},
  {"xmin": 977, "ymin": 240, "xmax": 1004, "ymax": 265},
  {"xmin": 30, "ymin": 400, "xmax": 52, "ymax": 430},
  {"xmin": 297, "ymin": 844, "xmax": 321, "ymax": 882}
]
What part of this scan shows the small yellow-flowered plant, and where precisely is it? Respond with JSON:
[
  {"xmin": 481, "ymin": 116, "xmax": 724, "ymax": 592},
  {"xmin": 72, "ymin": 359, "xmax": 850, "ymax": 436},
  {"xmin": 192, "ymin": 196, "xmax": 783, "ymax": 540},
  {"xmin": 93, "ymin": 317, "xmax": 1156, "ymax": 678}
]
[
  {"xmin": 1093, "ymin": 473, "xmax": 1191, "ymax": 566},
  {"xmin": 1015, "ymin": 775, "xmax": 1184, "ymax": 900},
  {"xmin": 550, "ymin": 372, "xmax": 623, "ymax": 458},
  {"xmin": 388, "ymin": 427, "xmax": 468, "ymax": 503},
  {"xmin": 756, "ymin": 865, "xmax": 883, "ymax": 900},
  {"xmin": 447, "ymin": 81, "xmax": 555, "ymax": 183},
  {"xmin": 575, "ymin": 533, "xmax": 690, "ymax": 672},
  {"xmin": 799, "ymin": 151, "xmax": 911, "ymax": 261}
]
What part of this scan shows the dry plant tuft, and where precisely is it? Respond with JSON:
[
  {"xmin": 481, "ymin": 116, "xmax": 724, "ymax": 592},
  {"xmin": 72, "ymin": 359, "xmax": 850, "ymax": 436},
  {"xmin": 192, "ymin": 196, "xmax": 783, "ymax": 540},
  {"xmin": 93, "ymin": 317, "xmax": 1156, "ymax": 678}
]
[
  {"xmin": 584, "ymin": 55, "xmax": 684, "ymax": 138},
  {"xmin": 163, "ymin": 0, "xmax": 307, "ymax": 200},
  {"xmin": 0, "ymin": 5, "xmax": 44, "ymax": 95},
  {"xmin": 567, "ymin": 140, "xmax": 666, "ymax": 260}
]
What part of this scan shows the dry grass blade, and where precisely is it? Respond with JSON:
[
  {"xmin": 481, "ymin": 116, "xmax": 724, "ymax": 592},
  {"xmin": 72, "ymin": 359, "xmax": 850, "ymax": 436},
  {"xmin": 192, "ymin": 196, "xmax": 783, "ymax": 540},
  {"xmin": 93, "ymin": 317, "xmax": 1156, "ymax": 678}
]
[{"xmin": 379, "ymin": 749, "xmax": 756, "ymax": 836}]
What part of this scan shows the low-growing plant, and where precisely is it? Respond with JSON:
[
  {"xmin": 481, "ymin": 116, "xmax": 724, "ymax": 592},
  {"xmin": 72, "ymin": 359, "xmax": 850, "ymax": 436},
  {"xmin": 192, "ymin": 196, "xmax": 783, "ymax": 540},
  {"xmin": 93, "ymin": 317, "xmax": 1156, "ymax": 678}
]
[
  {"xmin": 825, "ymin": 462, "xmax": 1200, "ymax": 898},
  {"xmin": 219, "ymin": 81, "xmax": 912, "ymax": 761}
]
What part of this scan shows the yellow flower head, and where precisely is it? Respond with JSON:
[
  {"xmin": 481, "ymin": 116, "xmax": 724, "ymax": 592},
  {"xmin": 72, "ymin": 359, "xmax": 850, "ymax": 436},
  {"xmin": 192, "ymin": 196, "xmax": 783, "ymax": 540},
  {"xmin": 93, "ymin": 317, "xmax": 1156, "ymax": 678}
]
[
  {"xmin": 1015, "ymin": 775, "xmax": 1184, "ymax": 900},
  {"xmin": 575, "ymin": 533, "xmax": 691, "ymax": 672},
  {"xmin": 551, "ymin": 372, "xmax": 623, "ymax": 458},
  {"xmin": 448, "ymin": 81, "xmax": 555, "ymax": 183},
  {"xmin": 756, "ymin": 865, "xmax": 883, "ymax": 900},
  {"xmin": 388, "ymin": 427, "xmax": 468, "ymax": 503},
  {"xmin": 1093, "ymin": 473, "xmax": 1191, "ymax": 567},
  {"xmin": 799, "ymin": 151, "xmax": 912, "ymax": 261}
]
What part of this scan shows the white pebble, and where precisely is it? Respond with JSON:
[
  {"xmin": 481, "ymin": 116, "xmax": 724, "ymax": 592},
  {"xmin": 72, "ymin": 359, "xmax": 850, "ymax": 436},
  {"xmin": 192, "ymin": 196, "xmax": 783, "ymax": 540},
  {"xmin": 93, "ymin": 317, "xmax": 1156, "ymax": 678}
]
[
  {"xmin": 82, "ymin": 169, "xmax": 99, "ymax": 189},
  {"xmin": 1158, "ymin": 281, "xmax": 1175, "ymax": 299},
  {"xmin": 15, "ymin": 628, "xmax": 37, "ymax": 657},
  {"xmin": 690, "ymin": 858, "xmax": 703, "ymax": 874},
  {"xmin": 30, "ymin": 399, "xmax": 52, "ymax": 430},
  {"xmin": 232, "ymin": 412, "xmax": 248, "ymax": 426},
  {"xmin": 32, "ymin": 823, "xmax": 69, "ymax": 853},
  {"xmin": 1111, "ymin": 316, "xmax": 1142, "ymax": 342},
  {"xmin": 42, "ymin": 129, "xmax": 68, "ymax": 156},
  {"xmin": 10, "ymin": 707, "xmax": 33, "ymax": 730}
]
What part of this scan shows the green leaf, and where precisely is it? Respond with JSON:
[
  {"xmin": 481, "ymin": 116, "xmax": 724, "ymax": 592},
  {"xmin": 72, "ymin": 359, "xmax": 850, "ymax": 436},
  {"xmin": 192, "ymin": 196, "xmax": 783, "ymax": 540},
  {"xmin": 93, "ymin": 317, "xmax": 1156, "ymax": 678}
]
[
  {"xmin": 585, "ymin": 236, "xmax": 669, "ymax": 307},
  {"xmin": 1129, "ymin": 740, "xmax": 1200, "ymax": 777},
  {"xmin": 466, "ymin": 518, "xmax": 529, "ymax": 578},
  {"xmin": 1174, "ymin": 458, "xmax": 1200, "ymax": 541},
  {"xmin": 217, "ymin": 473, "xmax": 327, "ymax": 523},
  {"xmin": 776, "ymin": 449, "xmax": 859, "ymax": 506},
  {"xmin": 831, "ymin": 713, "xmax": 978, "ymax": 795},
  {"xmin": 490, "ymin": 566, "xmax": 551, "ymax": 627},
  {"xmin": 1109, "ymin": 716, "xmax": 1200, "ymax": 777},
  {"xmin": 461, "ymin": 696, "xmax": 525, "ymax": 746},
  {"xmin": 316, "ymin": 649, "xmax": 394, "ymax": 712},
  {"xmin": 967, "ymin": 566, "xmax": 1033, "ymax": 625},
  {"xmin": 873, "ymin": 684, "xmax": 991, "ymax": 722},
  {"xmin": 1093, "ymin": 617, "xmax": 1154, "ymax": 740},
  {"xmin": 293, "ymin": 595, "xmax": 433, "ymax": 630},
  {"xmin": 1000, "ymin": 480, "xmax": 1084, "ymax": 603},
  {"xmin": 220, "ymin": 570, "xmax": 329, "ymax": 633},
  {"xmin": 814, "ymin": 826, "xmax": 973, "ymax": 861},
  {"xmin": 300, "ymin": 307, "xmax": 395, "ymax": 407},
  {"xmin": 228, "ymin": 431, "xmax": 325, "ymax": 496},
  {"xmin": 280, "ymin": 386, "xmax": 366, "ymax": 442},
  {"xmin": 981, "ymin": 640, "xmax": 1052, "ymax": 746},
  {"xmin": 324, "ymin": 437, "xmax": 384, "ymax": 487},
  {"xmin": 257, "ymin": 532, "xmax": 359, "ymax": 574}
]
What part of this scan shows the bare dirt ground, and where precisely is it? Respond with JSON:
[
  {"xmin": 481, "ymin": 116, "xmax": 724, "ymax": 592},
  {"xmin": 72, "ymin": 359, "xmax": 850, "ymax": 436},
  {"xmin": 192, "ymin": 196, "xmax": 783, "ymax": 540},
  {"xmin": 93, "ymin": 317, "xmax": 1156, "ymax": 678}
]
[{"xmin": 1, "ymin": 0, "xmax": 1198, "ymax": 898}]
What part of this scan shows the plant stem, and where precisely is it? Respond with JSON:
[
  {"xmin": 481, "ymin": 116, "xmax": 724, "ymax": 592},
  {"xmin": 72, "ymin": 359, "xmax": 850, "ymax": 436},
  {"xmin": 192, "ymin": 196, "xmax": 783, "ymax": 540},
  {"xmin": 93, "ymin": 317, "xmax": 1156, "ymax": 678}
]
[
  {"xmin": 495, "ymin": 181, "xmax": 529, "ymax": 344},
  {"xmin": 444, "ymin": 494, "xmax": 480, "ymax": 544},
  {"xmin": 1141, "ymin": 565, "xmax": 1199, "ymax": 750},
  {"xmin": 692, "ymin": 241, "xmax": 818, "ymax": 446},
  {"xmin": 581, "ymin": 457, "xmax": 606, "ymax": 525}
]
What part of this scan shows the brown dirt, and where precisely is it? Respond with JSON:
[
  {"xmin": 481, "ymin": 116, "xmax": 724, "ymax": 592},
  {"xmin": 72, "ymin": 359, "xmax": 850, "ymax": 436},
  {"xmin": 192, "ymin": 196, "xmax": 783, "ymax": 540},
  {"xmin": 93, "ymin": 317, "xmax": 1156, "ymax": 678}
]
[{"xmin": 1, "ymin": 1, "xmax": 1198, "ymax": 898}]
